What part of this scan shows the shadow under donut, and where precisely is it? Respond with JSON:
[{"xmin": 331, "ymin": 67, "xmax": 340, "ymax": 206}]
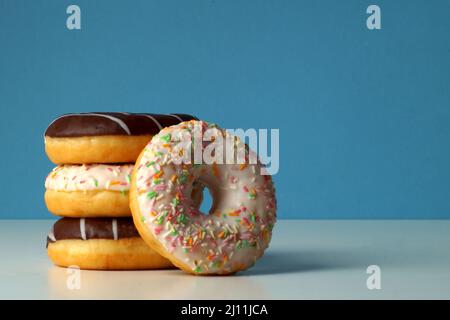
[{"xmin": 242, "ymin": 248, "xmax": 375, "ymax": 276}]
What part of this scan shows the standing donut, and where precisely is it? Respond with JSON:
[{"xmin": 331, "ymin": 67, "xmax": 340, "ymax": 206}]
[
  {"xmin": 45, "ymin": 112, "xmax": 197, "ymax": 164},
  {"xmin": 130, "ymin": 120, "xmax": 277, "ymax": 275}
]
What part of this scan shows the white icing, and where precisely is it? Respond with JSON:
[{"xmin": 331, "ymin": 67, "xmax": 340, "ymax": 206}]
[
  {"xmin": 112, "ymin": 219, "xmax": 118, "ymax": 240},
  {"xmin": 48, "ymin": 225, "xmax": 56, "ymax": 242},
  {"xmin": 89, "ymin": 113, "xmax": 131, "ymax": 135},
  {"xmin": 45, "ymin": 164, "xmax": 133, "ymax": 192},
  {"xmin": 168, "ymin": 114, "xmax": 183, "ymax": 122},
  {"xmin": 142, "ymin": 114, "xmax": 163, "ymax": 130},
  {"xmin": 134, "ymin": 121, "xmax": 277, "ymax": 274},
  {"xmin": 80, "ymin": 218, "xmax": 86, "ymax": 240}
]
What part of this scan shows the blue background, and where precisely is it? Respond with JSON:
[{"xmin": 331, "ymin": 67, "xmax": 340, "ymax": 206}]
[{"xmin": 0, "ymin": 0, "xmax": 449, "ymax": 219}]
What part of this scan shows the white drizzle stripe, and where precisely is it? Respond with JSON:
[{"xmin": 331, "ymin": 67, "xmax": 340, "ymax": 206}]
[
  {"xmin": 48, "ymin": 225, "xmax": 56, "ymax": 242},
  {"xmin": 89, "ymin": 113, "xmax": 131, "ymax": 135},
  {"xmin": 46, "ymin": 113, "xmax": 75, "ymax": 129},
  {"xmin": 168, "ymin": 114, "xmax": 184, "ymax": 122},
  {"xmin": 142, "ymin": 114, "xmax": 163, "ymax": 130},
  {"xmin": 80, "ymin": 218, "xmax": 87, "ymax": 240},
  {"xmin": 47, "ymin": 113, "xmax": 131, "ymax": 135},
  {"xmin": 112, "ymin": 219, "xmax": 118, "ymax": 240}
]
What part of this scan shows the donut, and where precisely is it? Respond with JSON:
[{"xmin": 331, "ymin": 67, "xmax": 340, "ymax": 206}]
[
  {"xmin": 47, "ymin": 217, "xmax": 173, "ymax": 270},
  {"xmin": 45, "ymin": 164, "xmax": 134, "ymax": 217},
  {"xmin": 130, "ymin": 120, "xmax": 277, "ymax": 275},
  {"xmin": 45, "ymin": 112, "xmax": 198, "ymax": 164}
]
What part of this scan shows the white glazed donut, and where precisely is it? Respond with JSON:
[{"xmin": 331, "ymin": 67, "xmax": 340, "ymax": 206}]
[
  {"xmin": 45, "ymin": 164, "xmax": 134, "ymax": 217},
  {"xmin": 130, "ymin": 120, "xmax": 277, "ymax": 275},
  {"xmin": 45, "ymin": 164, "xmax": 134, "ymax": 192}
]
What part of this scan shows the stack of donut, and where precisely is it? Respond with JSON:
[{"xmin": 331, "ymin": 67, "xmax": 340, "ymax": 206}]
[
  {"xmin": 44, "ymin": 113, "xmax": 277, "ymax": 275},
  {"xmin": 44, "ymin": 112, "xmax": 197, "ymax": 270}
]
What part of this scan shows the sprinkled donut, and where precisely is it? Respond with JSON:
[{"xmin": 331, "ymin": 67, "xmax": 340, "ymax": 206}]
[
  {"xmin": 45, "ymin": 164, "xmax": 134, "ymax": 217},
  {"xmin": 130, "ymin": 121, "xmax": 277, "ymax": 275}
]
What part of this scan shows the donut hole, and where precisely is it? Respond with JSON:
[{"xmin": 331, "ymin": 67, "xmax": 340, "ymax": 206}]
[
  {"xmin": 191, "ymin": 182, "xmax": 214, "ymax": 215},
  {"xmin": 199, "ymin": 188, "xmax": 213, "ymax": 215}
]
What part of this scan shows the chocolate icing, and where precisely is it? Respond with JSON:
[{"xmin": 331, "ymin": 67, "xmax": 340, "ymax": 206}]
[
  {"xmin": 46, "ymin": 217, "xmax": 140, "ymax": 247},
  {"xmin": 45, "ymin": 112, "xmax": 198, "ymax": 137}
]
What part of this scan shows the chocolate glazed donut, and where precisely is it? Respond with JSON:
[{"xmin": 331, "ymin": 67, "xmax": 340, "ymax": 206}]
[
  {"xmin": 46, "ymin": 217, "xmax": 140, "ymax": 246},
  {"xmin": 47, "ymin": 217, "xmax": 174, "ymax": 270},
  {"xmin": 44, "ymin": 113, "xmax": 198, "ymax": 164}
]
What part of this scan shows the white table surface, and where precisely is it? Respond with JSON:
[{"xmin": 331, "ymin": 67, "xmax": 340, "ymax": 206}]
[{"xmin": 0, "ymin": 220, "xmax": 449, "ymax": 299}]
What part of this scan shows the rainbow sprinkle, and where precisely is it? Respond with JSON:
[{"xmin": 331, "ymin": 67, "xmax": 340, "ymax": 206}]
[{"xmin": 133, "ymin": 120, "xmax": 277, "ymax": 274}]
